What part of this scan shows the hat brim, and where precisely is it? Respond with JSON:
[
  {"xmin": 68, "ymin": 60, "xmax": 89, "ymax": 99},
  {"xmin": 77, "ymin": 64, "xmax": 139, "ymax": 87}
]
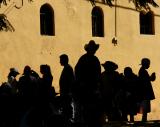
[
  {"xmin": 84, "ymin": 44, "xmax": 99, "ymax": 51},
  {"xmin": 15, "ymin": 72, "xmax": 20, "ymax": 75},
  {"xmin": 101, "ymin": 61, "xmax": 118, "ymax": 70}
]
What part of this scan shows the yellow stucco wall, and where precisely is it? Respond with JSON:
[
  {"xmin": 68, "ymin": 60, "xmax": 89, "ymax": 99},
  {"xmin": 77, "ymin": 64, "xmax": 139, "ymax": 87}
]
[{"xmin": 1, "ymin": 0, "xmax": 160, "ymax": 120}]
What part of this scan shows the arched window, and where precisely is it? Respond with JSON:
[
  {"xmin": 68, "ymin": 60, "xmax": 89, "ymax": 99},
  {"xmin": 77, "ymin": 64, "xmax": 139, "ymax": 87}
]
[
  {"xmin": 92, "ymin": 6, "xmax": 104, "ymax": 37},
  {"xmin": 40, "ymin": 4, "xmax": 55, "ymax": 36},
  {"xmin": 140, "ymin": 11, "xmax": 155, "ymax": 35}
]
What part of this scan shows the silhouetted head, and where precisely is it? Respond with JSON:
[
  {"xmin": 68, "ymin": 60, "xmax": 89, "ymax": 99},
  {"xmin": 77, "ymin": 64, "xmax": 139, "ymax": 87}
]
[
  {"xmin": 40, "ymin": 64, "xmax": 51, "ymax": 75},
  {"xmin": 84, "ymin": 40, "xmax": 99, "ymax": 54},
  {"xmin": 60, "ymin": 54, "xmax": 68, "ymax": 66},
  {"xmin": 8, "ymin": 68, "xmax": 19, "ymax": 78},
  {"xmin": 102, "ymin": 61, "xmax": 118, "ymax": 71},
  {"xmin": 124, "ymin": 67, "xmax": 133, "ymax": 77},
  {"xmin": 23, "ymin": 65, "xmax": 31, "ymax": 75},
  {"xmin": 141, "ymin": 58, "xmax": 150, "ymax": 69}
]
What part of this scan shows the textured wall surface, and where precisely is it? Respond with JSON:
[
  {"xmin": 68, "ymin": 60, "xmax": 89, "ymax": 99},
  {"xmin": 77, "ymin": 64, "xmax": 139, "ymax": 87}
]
[{"xmin": 0, "ymin": 0, "xmax": 160, "ymax": 120}]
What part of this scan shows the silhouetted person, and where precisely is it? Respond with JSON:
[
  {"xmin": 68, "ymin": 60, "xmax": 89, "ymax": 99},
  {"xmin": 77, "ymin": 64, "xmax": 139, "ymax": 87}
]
[
  {"xmin": 75, "ymin": 40, "xmax": 101, "ymax": 101},
  {"xmin": 59, "ymin": 54, "xmax": 75, "ymax": 124},
  {"xmin": 123, "ymin": 67, "xmax": 139, "ymax": 122},
  {"xmin": 39, "ymin": 64, "xmax": 53, "ymax": 97},
  {"xmin": 18, "ymin": 65, "xmax": 39, "ymax": 97},
  {"xmin": 18, "ymin": 65, "xmax": 40, "ymax": 126},
  {"xmin": 28, "ymin": 64, "xmax": 53, "ymax": 126},
  {"xmin": 59, "ymin": 54, "xmax": 75, "ymax": 96},
  {"xmin": 0, "ymin": 68, "xmax": 19, "ymax": 127},
  {"xmin": 1, "ymin": 68, "xmax": 19, "ymax": 96},
  {"xmin": 74, "ymin": 40, "xmax": 102, "ymax": 127},
  {"xmin": 100, "ymin": 61, "xmax": 121, "ymax": 121},
  {"xmin": 138, "ymin": 58, "xmax": 156, "ymax": 122}
]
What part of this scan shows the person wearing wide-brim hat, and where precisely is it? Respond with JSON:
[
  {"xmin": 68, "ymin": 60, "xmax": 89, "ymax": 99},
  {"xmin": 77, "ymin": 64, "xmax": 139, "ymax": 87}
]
[
  {"xmin": 8, "ymin": 68, "xmax": 20, "ymax": 78},
  {"xmin": 75, "ymin": 40, "xmax": 101, "ymax": 94},
  {"xmin": 74, "ymin": 40, "xmax": 102, "ymax": 127},
  {"xmin": 100, "ymin": 61, "xmax": 120, "ymax": 121},
  {"xmin": 102, "ymin": 61, "xmax": 118, "ymax": 71},
  {"xmin": 84, "ymin": 40, "xmax": 99, "ymax": 53},
  {"xmin": 75, "ymin": 40, "xmax": 101, "ymax": 85}
]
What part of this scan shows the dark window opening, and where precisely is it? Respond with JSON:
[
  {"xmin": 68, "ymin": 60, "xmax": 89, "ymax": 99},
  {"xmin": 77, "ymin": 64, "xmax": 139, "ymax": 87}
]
[
  {"xmin": 40, "ymin": 4, "xmax": 55, "ymax": 36},
  {"xmin": 140, "ymin": 11, "xmax": 155, "ymax": 35},
  {"xmin": 92, "ymin": 6, "xmax": 104, "ymax": 37}
]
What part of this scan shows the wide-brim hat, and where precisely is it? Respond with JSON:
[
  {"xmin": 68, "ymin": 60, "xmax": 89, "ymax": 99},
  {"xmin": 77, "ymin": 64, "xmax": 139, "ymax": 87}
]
[
  {"xmin": 102, "ymin": 61, "xmax": 118, "ymax": 70},
  {"xmin": 84, "ymin": 40, "xmax": 99, "ymax": 52},
  {"xmin": 10, "ymin": 68, "xmax": 20, "ymax": 75}
]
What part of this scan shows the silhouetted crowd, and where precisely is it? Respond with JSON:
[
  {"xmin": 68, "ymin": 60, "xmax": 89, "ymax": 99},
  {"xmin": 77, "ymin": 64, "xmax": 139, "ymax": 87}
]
[{"xmin": 0, "ymin": 40, "xmax": 156, "ymax": 127}]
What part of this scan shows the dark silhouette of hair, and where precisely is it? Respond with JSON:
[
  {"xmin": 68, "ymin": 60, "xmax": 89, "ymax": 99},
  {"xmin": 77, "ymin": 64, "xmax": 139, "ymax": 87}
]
[{"xmin": 60, "ymin": 54, "xmax": 69, "ymax": 64}]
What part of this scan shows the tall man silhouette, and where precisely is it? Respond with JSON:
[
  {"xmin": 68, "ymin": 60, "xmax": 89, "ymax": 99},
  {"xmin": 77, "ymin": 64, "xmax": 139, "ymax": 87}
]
[
  {"xmin": 59, "ymin": 54, "xmax": 75, "ymax": 124},
  {"xmin": 59, "ymin": 54, "xmax": 75, "ymax": 96},
  {"xmin": 75, "ymin": 40, "xmax": 102, "ymax": 127}
]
